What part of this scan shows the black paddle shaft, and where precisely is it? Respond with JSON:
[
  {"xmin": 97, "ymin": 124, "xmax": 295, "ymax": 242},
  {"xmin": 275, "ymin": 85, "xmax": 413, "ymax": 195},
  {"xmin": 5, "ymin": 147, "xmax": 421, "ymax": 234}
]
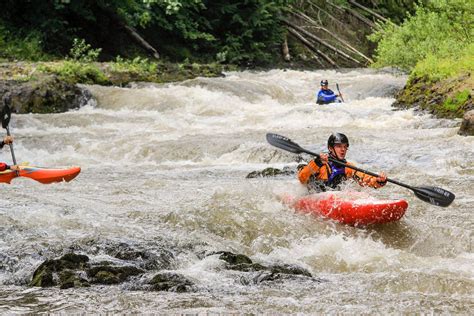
[
  {"xmin": 266, "ymin": 133, "xmax": 455, "ymax": 207},
  {"xmin": 1, "ymin": 100, "xmax": 18, "ymax": 168},
  {"xmin": 336, "ymin": 83, "xmax": 344, "ymax": 102}
]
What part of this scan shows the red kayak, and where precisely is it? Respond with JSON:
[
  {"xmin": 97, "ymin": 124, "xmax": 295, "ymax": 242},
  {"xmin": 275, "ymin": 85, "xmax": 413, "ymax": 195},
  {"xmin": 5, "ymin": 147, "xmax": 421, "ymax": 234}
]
[
  {"xmin": 0, "ymin": 165, "xmax": 81, "ymax": 184},
  {"xmin": 283, "ymin": 192, "xmax": 408, "ymax": 226}
]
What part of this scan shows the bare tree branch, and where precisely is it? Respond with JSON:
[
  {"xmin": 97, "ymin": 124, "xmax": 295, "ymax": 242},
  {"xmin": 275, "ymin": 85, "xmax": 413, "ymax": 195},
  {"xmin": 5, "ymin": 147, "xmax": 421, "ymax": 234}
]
[
  {"xmin": 283, "ymin": 19, "xmax": 363, "ymax": 66},
  {"xmin": 287, "ymin": 27, "xmax": 339, "ymax": 68},
  {"xmin": 290, "ymin": 10, "xmax": 373, "ymax": 64},
  {"xmin": 348, "ymin": 0, "xmax": 392, "ymax": 24}
]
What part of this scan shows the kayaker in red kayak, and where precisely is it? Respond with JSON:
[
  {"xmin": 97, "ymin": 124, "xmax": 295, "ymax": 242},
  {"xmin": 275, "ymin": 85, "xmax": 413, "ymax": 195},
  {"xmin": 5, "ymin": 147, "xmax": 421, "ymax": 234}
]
[
  {"xmin": 0, "ymin": 135, "xmax": 19, "ymax": 172},
  {"xmin": 298, "ymin": 133, "xmax": 387, "ymax": 193}
]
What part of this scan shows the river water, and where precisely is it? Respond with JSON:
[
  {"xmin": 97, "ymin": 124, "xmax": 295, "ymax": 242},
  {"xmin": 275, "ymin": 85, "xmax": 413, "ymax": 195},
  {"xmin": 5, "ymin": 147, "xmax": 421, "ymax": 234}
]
[{"xmin": 0, "ymin": 69, "xmax": 473, "ymax": 313}]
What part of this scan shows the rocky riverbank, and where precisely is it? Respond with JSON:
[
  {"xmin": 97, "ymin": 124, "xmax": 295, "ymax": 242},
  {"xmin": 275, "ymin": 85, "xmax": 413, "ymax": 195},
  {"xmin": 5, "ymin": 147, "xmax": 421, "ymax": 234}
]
[
  {"xmin": 0, "ymin": 61, "xmax": 225, "ymax": 113},
  {"xmin": 393, "ymin": 74, "xmax": 473, "ymax": 136}
]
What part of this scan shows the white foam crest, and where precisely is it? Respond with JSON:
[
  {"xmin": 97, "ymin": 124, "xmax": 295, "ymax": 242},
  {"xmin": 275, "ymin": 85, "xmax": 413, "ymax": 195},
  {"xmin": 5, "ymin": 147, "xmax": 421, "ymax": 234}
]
[
  {"xmin": 259, "ymin": 234, "xmax": 402, "ymax": 273},
  {"xmin": 175, "ymin": 254, "xmax": 237, "ymax": 287}
]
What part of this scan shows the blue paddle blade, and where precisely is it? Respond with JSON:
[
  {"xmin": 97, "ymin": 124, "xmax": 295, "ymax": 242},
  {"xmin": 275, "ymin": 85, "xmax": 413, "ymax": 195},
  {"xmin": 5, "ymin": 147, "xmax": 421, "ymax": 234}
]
[{"xmin": 413, "ymin": 186, "xmax": 455, "ymax": 207}]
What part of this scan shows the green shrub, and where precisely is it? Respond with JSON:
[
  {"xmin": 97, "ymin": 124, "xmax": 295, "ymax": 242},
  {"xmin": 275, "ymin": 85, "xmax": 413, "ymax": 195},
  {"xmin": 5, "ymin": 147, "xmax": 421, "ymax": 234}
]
[
  {"xmin": 442, "ymin": 89, "xmax": 470, "ymax": 112},
  {"xmin": 110, "ymin": 56, "xmax": 158, "ymax": 74},
  {"xmin": 38, "ymin": 61, "xmax": 109, "ymax": 84},
  {"xmin": 68, "ymin": 38, "xmax": 101, "ymax": 62},
  {"xmin": 411, "ymin": 43, "xmax": 474, "ymax": 81},
  {"xmin": 0, "ymin": 24, "xmax": 50, "ymax": 61},
  {"xmin": 369, "ymin": 0, "xmax": 473, "ymax": 71}
]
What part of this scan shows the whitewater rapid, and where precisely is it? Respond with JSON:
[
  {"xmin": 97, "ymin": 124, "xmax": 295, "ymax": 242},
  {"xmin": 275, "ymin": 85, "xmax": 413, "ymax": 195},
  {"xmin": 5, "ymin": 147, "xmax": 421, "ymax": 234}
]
[{"xmin": 0, "ymin": 69, "xmax": 472, "ymax": 313}]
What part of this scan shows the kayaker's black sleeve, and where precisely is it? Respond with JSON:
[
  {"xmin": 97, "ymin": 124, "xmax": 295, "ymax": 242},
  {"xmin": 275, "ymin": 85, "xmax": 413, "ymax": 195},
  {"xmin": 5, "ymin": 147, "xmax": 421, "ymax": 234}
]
[{"xmin": 0, "ymin": 141, "xmax": 4, "ymax": 149}]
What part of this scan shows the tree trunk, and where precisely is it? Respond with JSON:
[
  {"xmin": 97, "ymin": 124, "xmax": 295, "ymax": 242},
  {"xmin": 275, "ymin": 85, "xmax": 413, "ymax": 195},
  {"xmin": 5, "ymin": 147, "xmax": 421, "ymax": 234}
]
[
  {"xmin": 287, "ymin": 27, "xmax": 338, "ymax": 68},
  {"xmin": 348, "ymin": 0, "xmax": 391, "ymax": 24},
  {"xmin": 282, "ymin": 35, "xmax": 291, "ymax": 61},
  {"xmin": 283, "ymin": 19, "xmax": 362, "ymax": 66},
  {"xmin": 99, "ymin": 6, "xmax": 160, "ymax": 59},
  {"xmin": 290, "ymin": 10, "xmax": 373, "ymax": 64},
  {"xmin": 325, "ymin": 1, "xmax": 376, "ymax": 28}
]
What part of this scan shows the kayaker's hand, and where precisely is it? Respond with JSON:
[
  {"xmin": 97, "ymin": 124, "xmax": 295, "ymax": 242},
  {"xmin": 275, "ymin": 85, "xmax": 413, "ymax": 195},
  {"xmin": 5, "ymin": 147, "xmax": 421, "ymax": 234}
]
[
  {"xmin": 3, "ymin": 136, "xmax": 13, "ymax": 144},
  {"xmin": 377, "ymin": 172, "xmax": 387, "ymax": 183},
  {"xmin": 319, "ymin": 153, "xmax": 329, "ymax": 164},
  {"xmin": 9, "ymin": 165, "xmax": 20, "ymax": 171}
]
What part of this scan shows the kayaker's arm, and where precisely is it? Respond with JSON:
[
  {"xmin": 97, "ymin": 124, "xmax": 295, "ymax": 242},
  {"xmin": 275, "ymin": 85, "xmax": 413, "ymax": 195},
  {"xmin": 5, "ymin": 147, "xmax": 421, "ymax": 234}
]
[
  {"xmin": 298, "ymin": 157, "xmax": 324, "ymax": 184},
  {"xmin": 347, "ymin": 166, "xmax": 387, "ymax": 188}
]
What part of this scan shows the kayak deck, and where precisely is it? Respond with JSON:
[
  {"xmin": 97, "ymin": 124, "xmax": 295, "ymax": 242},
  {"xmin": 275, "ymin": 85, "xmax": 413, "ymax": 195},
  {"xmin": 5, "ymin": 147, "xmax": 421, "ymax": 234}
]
[
  {"xmin": 284, "ymin": 192, "xmax": 408, "ymax": 226},
  {"xmin": 0, "ymin": 165, "xmax": 81, "ymax": 184}
]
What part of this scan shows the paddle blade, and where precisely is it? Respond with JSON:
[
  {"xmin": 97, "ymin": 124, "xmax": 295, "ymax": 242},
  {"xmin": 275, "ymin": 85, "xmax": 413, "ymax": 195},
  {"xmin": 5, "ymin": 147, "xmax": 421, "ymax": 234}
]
[
  {"xmin": 1, "ymin": 103, "xmax": 11, "ymax": 129},
  {"xmin": 413, "ymin": 186, "xmax": 455, "ymax": 207},
  {"xmin": 266, "ymin": 133, "xmax": 303, "ymax": 154}
]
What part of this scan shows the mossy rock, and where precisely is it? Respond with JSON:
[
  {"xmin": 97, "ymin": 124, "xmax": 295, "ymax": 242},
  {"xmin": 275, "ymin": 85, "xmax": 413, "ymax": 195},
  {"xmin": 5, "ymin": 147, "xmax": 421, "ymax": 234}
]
[
  {"xmin": 59, "ymin": 270, "xmax": 90, "ymax": 289},
  {"xmin": 246, "ymin": 166, "xmax": 294, "ymax": 178},
  {"xmin": 1, "ymin": 74, "xmax": 91, "ymax": 114},
  {"xmin": 149, "ymin": 272, "xmax": 194, "ymax": 292},
  {"xmin": 30, "ymin": 253, "xmax": 90, "ymax": 287},
  {"xmin": 394, "ymin": 74, "xmax": 473, "ymax": 119},
  {"xmin": 213, "ymin": 251, "xmax": 253, "ymax": 265},
  {"xmin": 87, "ymin": 264, "xmax": 144, "ymax": 284}
]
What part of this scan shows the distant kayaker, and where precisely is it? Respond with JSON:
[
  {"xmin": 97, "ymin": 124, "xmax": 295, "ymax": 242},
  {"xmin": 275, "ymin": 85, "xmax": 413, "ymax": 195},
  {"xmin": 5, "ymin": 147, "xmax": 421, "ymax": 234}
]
[
  {"xmin": 298, "ymin": 133, "xmax": 387, "ymax": 193},
  {"xmin": 0, "ymin": 135, "xmax": 19, "ymax": 171},
  {"xmin": 316, "ymin": 80, "xmax": 341, "ymax": 105}
]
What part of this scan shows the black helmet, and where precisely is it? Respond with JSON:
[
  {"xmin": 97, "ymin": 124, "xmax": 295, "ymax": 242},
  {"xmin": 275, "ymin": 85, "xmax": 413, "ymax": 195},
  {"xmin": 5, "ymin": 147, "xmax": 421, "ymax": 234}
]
[
  {"xmin": 320, "ymin": 79, "xmax": 328, "ymax": 86},
  {"xmin": 328, "ymin": 133, "xmax": 349, "ymax": 148}
]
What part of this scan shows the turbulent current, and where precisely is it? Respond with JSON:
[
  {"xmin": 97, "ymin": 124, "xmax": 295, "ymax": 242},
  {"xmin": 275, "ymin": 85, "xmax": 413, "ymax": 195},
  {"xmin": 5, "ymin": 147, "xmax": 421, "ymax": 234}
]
[{"xmin": 0, "ymin": 69, "xmax": 473, "ymax": 313}]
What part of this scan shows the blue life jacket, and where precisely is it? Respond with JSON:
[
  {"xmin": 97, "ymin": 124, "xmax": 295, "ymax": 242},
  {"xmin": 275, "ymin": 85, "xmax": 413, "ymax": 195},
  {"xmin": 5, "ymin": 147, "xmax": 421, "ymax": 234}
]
[
  {"xmin": 317, "ymin": 89, "xmax": 337, "ymax": 104},
  {"xmin": 325, "ymin": 161, "xmax": 346, "ymax": 188}
]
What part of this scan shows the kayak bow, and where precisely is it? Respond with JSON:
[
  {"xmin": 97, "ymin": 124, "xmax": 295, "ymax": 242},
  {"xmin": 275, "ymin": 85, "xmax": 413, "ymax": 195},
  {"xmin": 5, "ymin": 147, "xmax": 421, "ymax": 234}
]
[
  {"xmin": 0, "ymin": 165, "xmax": 81, "ymax": 184},
  {"xmin": 283, "ymin": 192, "xmax": 408, "ymax": 226}
]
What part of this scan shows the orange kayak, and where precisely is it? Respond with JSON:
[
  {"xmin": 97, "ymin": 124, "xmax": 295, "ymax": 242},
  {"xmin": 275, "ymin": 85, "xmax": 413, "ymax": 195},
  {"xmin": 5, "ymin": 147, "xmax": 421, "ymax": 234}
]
[
  {"xmin": 283, "ymin": 192, "xmax": 408, "ymax": 226},
  {"xmin": 0, "ymin": 165, "xmax": 81, "ymax": 184}
]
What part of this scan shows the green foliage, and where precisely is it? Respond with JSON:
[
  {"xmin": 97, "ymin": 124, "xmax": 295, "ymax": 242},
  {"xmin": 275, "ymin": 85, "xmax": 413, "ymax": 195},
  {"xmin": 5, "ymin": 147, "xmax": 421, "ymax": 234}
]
[
  {"xmin": 369, "ymin": 0, "xmax": 473, "ymax": 71},
  {"xmin": 411, "ymin": 43, "xmax": 474, "ymax": 81},
  {"xmin": 110, "ymin": 56, "xmax": 157, "ymax": 74},
  {"xmin": 0, "ymin": 23, "xmax": 50, "ymax": 61},
  {"xmin": 38, "ymin": 61, "xmax": 109, "ymax": 85},
  {"xmin": 442, "ymin": 89, "xmax": 470, "ymax": 112},
  {"xmin": 68, "ymin": 38, "xmax": 102, "ymax": 62},
  {"xmin": 0, "ymin": 0, "xmax": 292, "ymax": 66}
]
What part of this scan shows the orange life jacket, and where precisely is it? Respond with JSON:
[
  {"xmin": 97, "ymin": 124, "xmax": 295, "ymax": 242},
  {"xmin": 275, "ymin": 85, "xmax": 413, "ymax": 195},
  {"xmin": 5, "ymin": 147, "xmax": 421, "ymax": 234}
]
[{"xmin": 298, "ymin": 159, "xmax": 386, "ymax": 189}]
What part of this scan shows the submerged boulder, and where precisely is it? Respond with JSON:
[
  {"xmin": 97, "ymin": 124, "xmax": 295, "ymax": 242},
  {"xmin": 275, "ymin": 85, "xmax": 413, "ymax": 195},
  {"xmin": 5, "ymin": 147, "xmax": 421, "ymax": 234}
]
[
  {"xmin": 246, "ymin": 166, "xmax": 295, "ymax": 178},
  {"xmin": 30, "ymin": 252, "xmax": 145, "ymax": 289},
  {"xmin": 87, "ymin": 263, "xmax": 144, "ymax": 284},
  {"xmin": 30, "ymin": 253, "xmax": 90, "ymax": 288},
  {"xmin": 458, "ymin": 109, "xmax": 474, "ymax": 136},
  {"xmin": 207, "ymin": 251, "xmax": 317, "ymax": 285},
  {"xmin": 149, "ymin": 272, "xmax": 194, "ymax": 292}
]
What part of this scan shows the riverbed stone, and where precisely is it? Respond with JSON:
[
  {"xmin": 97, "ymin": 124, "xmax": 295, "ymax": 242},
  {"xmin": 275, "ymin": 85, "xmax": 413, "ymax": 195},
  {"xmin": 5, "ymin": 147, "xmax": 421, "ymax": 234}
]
[
  {"xmin": 30, "ymin": 253, "xmax": 90, "ymax": 287},
  {"xmin": 238, "ymin": 263, "xmax": 314, "ymax": 285},
  {"xmin": 246, "ymin": 166, "xmax": 295, "ymax": 178},
  {"xmin": 149, "ymin": 272, "xmax": 194, "ymax": 292},
  {"xmin": 105, "ymin": 242, "xmax": 175, "ymax": 270},
  {"xmin": 59, "ymin": 270, "xmax": 90, "ymax": 289},
  {"xmin": 87, "ymin": 263, "xmax": 144, "ymax": 284},
  {"xmin": 458, "ymin": 109, "xmax": 474, "ymax": 136}
]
